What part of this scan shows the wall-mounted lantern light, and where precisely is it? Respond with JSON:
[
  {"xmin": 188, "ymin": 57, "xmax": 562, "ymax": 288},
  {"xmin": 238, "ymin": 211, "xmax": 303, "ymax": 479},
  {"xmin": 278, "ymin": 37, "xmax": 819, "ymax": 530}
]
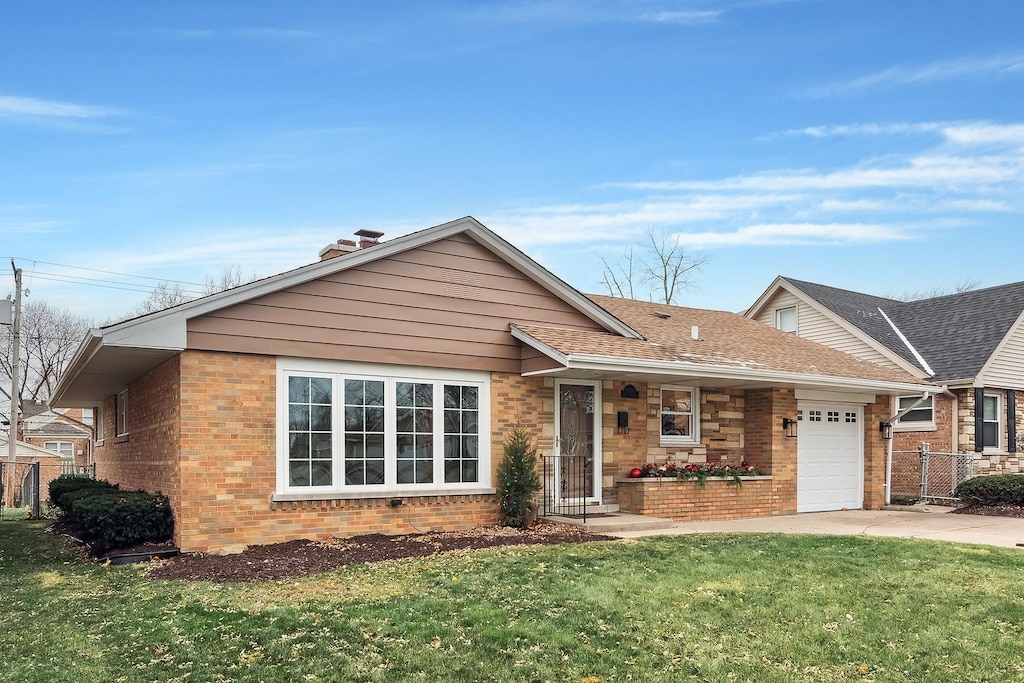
[
  {"xmin": 782, "ymin": 417, "xmax": 797, "ymax": 438},
  {"xmin": 879, "ymin": 421, "xmax": 893, "ymax": 440}
]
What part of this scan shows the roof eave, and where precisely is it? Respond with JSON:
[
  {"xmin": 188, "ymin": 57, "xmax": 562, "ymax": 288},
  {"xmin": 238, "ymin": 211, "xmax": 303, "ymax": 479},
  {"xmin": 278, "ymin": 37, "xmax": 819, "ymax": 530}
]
[{"xmin": 534, "ymin": 352, "xmax": 933, "ymax": 395}]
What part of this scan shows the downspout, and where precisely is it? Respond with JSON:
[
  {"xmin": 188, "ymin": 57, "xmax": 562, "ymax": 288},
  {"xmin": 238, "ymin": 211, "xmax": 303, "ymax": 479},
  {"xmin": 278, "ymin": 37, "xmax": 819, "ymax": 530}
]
[{"xmin": 883, "ymin": 391, "xmax": 934, "ymax": 505}]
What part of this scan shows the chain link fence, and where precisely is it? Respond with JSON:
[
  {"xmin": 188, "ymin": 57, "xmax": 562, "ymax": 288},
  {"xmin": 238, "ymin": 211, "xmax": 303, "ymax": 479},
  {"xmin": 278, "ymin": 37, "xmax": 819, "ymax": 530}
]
[
  {"xmin": 892, "ymin": 443, "xmax": 975, "ymax": 502},
  {"xmin": 1, "ymin": 461, "xmax": 94, "ymax": 519}
]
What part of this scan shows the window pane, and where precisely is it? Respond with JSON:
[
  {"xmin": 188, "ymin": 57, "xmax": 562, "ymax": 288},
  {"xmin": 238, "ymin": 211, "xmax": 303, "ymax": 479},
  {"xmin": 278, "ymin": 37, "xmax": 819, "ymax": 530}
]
[
  {"xmin": 983, "ymin": 396, "xmax": 999, "ymax": 421},
  {"xmin": 415, "ymin": 383, "xmax": 433, "ymax": 407},
  {"xmin": 345, "ymin": 460, "xmax": 365, "ymax": 486},
  {"xmin": 396, "ymin": 382, "xmax": 414, "ymax": 406},
  {"xmin": 289, "ymin": 461, "xmax": 310, "ymax": 487},
  {"xmin": 415, "ymin": 410, "xmax": 433, "ymax": 433},
  {"xmin": 289, "ymin": 433, "xmax": 310, "ymax": 459},
  {"xmin": 366, "ymin": 434, "xmax": 385, "ymax": 459},
  {"xmin": 461, "ymin": 386, "xmax": 478, "ymax": 410},
  {"xmin": 396, "ymin": 407, "xmax": 414, "ymax": 433},
  {"xmin": 397, "ymin": 434, "xmax": 415, "ymax": 460},
  {"xmin": 444, "ymin": 385, "xmax": 460, "ymax": 408},
  {"xmin": 462, "ymin": 435, "xmax": 478, "ymax": 460},
  {"xmin": 289, "ymin": 405, "xmax": 310, "ymax": 431},
  {"xmin": 366, "ymin": 407, "xmax": 385, "ymax": 432},
  {"xmin": 365, "ymin": 381, "xmax": 385, "ymax": 406},
  {"xmin": 310, "ymin": 377, "xmax": 332, "ymax": 404},
  {"xmin": 445, "ymin": 459, "xmax": 461, "ymax": 483},
  {"xmin": 397, "ymin": 459, "xmax": 415, "ymax": 484},
  {"xmin": 312, "ymin": 433, "xmax": 332, "ymax": 459},
  {"xmin": 344, "ymin": 379, "xmax": 363, "ymax": 405},
  {"xmin": 310, "ymin": 461, "xmax": 332, "ymax": 486},
  {"xmin": 311, "ymin": 405, "xmax": 332, "ymax": 431},
  {"xmin": 983, "ymin": 422, "xmax": 999, "ymax": 448},
  {"xmin": 345, "ymin": 406, "xmax": 364, "ymax": 432},
  {"xmin": 444, "ymin": 409, "xmax": 460, "ymax": 433},
  {"xmin": 462, "ymin": 460, "xmax": 478, "ymax": 482},
  {"xmin": 365, "ymin": 457, "xmax": 385, "ymax": 485},
  {"xmin": 901, "ymin": 408, "xmax": 932, "ymax": 423},
  {"xmin": 461, "ymin": 411, "xmax": 478, "ymax": 434},
  {"xmin": 777, "ymin": 307, "xmax": 797, "ymax": 333},
  {"xmin": 288, "ymin": 376, "xmax": 309, "ymax": 403}
]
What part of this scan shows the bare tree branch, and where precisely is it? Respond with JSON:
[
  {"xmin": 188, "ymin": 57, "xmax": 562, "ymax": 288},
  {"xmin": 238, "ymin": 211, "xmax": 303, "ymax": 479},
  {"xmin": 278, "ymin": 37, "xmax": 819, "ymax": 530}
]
[
  {"xmin": 598, "ymin": 227, "xmax": 710, "ymax": 305},
  {"xmin": 888, "ymin": 277, "xmax": 982, "ymax": 302}
]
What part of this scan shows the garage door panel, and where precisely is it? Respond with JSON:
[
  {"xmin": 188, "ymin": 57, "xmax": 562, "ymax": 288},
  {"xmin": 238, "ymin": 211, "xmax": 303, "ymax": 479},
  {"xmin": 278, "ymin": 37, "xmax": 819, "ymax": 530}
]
[{"xmin": 797, "ymin": 402, "xmax": 863, "ymax": 513}]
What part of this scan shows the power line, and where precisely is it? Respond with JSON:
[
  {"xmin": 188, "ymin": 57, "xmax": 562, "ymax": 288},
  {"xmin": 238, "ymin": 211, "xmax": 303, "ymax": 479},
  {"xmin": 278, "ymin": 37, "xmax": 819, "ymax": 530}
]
[{"xmin": 5, "ymin": 256, "xmax": 208, "ymax": 289}]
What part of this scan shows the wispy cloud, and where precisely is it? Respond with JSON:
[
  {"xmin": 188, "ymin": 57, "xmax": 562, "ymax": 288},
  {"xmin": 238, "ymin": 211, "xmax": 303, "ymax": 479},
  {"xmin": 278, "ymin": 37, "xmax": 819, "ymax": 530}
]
[
  {"xmin": 810, "ymin": 53, "xmax": 1024, "ymax": 97},
  {"xmin": 488, "ymin": 117, "xmax": 1024, "ymax": 250},
  {"xmin": 158, "ymin": 28, "xmax": 319, "ymax": 41},
  {"xmin": 0, "ymin": 95, "xmax": 120, "ymax": 120},
  {"xmin": 639, "ymin": 10, "xmax": 722, "ymax": 23}
]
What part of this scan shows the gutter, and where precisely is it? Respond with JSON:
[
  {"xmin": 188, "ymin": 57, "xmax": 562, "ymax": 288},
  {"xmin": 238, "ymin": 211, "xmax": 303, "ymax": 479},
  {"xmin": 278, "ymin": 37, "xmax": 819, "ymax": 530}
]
[{"xmin": 530, "ymin": 352, "xmax": 935, "ymax": 395}]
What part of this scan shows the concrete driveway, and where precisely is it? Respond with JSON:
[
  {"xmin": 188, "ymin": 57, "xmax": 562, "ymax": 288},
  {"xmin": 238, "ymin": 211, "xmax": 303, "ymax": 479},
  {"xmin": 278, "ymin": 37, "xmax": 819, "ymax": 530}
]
[{"xmin": 607, "ymin": 505, "xmax": 1024, "ymax": 549}]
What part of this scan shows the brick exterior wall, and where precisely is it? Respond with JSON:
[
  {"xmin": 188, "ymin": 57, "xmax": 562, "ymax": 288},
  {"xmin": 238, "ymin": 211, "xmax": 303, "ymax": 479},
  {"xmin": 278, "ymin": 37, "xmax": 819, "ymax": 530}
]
[
  {"xmin": 90, "ymin": 349, "xmax": 897, "ymax": 550},
  {"xmin": 617, "ymin": 477, "xmax": 776, "ymax": 521},
  {"xmin": 92, "ymin": 356, "xmax": 181, "ymax": 502}
]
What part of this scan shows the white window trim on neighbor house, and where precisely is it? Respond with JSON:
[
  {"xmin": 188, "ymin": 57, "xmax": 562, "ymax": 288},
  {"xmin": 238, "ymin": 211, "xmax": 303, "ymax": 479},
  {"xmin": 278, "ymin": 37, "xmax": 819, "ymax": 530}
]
[
  {"xmin": 776, "ymin": 306, "xmax": 797, "ymax": 334},
  {"xmin": 44, "ymin": 441, "xmax": 74, "ymax": 458},
  {"xmin": 275, "ymin": 359, "xmax": 492, "ymax": 499},
  {"xmin": 660, "ymin": 385, "xmax": 700, "ymax": 447},
  {"xmin": 982, "ymin": 392, "xmax": 1002, "ymax": 451},
  {"xmin": 894, "ymin": 394, "xmax": 936, "ymax": 432},
  {"xmin": 95, "ymin": 405, "xmax": 104, "ymax": 444}
]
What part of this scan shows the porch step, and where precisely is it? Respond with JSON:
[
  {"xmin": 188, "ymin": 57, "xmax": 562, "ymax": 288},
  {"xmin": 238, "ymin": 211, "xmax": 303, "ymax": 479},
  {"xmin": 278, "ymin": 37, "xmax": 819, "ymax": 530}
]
[{"xmin": 544, "ymin": 511, "xmax": 677, "ymax": 533}]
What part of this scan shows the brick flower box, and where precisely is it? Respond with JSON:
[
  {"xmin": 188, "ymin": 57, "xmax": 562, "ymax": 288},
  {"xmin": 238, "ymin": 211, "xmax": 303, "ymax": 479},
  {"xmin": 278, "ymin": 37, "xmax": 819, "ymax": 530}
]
[{"xmin": 616, "ymin": 475, "xmax": 778, "ymax": 522}]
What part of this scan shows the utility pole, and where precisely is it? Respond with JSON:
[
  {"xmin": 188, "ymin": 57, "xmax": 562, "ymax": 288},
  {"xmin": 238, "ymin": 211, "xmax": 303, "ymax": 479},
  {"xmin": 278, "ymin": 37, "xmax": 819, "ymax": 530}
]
[{"xmin": 5, "ymin": 262, "xmax": 21, "ymax": 509}]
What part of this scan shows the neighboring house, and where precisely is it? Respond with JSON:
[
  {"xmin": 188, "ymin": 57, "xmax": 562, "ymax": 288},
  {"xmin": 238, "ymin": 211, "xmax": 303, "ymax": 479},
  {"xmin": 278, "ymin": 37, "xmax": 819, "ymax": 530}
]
[
  {"xmin": 19, "ymin": 401, "xmax": 94, "ymax": 470},
  {"xmin": 0, "ymin": 436, "xmax": 75, "ymax": 508},
  {"xmin": 52, "ymin": 218, "xmax": 933, "ymax": 552},
  {"xmin": 746, "ymin": 277, "xmax": 1024, "ymax": 496}
]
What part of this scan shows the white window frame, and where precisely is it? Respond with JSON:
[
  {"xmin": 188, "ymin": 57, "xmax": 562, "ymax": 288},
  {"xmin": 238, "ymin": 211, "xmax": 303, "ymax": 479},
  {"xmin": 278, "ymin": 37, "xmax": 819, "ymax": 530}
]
[
  {"xmin": 95, "ymin": 405, "xmax": 104, "ymax": 442},
  {"xmin": 660, "ymin": 385, "xmax": 700, "ymax": 446},
  {"xmin": 44, "ymin": 441, "xmax": 74, "ymax": 458},
  {"xmin": 982, "ymin": 392, "xmax": 1002, "ymax": 451},
  {"xmin": 276, "ymin": 359, "xmax": 491, "ymax": 496},
  {"xmin": 894, "ymin": 394, "xmax": 936, "ymax": 432},
  {"xmin": 115, "ymin": 389, "xmax": 129, "ymax": 437},
  {"xmin": 776, "ymin": 306, "xmax": 797, "ymax": 334}
]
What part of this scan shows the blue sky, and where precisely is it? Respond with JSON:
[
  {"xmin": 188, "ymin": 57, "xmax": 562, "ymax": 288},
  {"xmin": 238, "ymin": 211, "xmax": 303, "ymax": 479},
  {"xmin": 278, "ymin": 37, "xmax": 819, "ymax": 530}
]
[{"xmin": 2, "ymin": 1, "xmax": 1023, "ymax": 321}]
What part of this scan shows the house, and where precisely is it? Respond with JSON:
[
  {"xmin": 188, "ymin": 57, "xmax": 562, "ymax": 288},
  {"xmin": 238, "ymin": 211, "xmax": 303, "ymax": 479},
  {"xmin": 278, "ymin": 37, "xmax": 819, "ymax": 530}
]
[
  {"xmin": 52, "ymin": 218, "xmax": 933, "ymax": 552},
  {"xmin": 746, "ymin": 277, "xmax": 1024, "ymax": 496},
  {"xmin": 19, "ymin": 402, "xmax": 94, "ymax": 471},
  {"xmin": 1, "ymin": 436, "xmax": 74, "ymax": 510}
]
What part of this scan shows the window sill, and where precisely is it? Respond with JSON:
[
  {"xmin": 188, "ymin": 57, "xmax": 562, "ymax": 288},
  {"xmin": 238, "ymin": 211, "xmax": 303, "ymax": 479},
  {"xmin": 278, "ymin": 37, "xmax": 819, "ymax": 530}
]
[
  {"xmin": 660, "ymin": 440, "xmax": 702, "ymax": 448},
  {"xmin": 113, "ymin": 434, "xmax": 129, "ymax": 444},
  {"xmin": 271, "ymin": 487, "xmax": 497, "ymax": 503},
  {"xmin": 95, "ymin": 439, "xmax": 104, "ymax": 447}
]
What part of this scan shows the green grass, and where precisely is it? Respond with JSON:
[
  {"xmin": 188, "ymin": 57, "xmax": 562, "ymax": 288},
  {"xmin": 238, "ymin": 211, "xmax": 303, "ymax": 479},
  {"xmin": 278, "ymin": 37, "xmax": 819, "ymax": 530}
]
[{"xmin": 2, "ymin": 522, "xmax": 1023, "ymax": 682}]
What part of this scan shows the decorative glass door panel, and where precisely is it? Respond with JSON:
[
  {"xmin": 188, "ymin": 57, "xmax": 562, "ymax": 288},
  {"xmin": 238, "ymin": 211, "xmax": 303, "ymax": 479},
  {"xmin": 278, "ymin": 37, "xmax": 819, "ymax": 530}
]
[{"xmin": 555, "ymin": 382, "xmax": 600, "ymax": 503}]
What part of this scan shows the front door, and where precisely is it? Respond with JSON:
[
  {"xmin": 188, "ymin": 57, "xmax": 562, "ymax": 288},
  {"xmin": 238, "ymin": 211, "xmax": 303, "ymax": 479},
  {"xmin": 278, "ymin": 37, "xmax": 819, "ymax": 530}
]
[{"xmin": 554, "ymin": 380, "xmax": 602, "ymax": 505}]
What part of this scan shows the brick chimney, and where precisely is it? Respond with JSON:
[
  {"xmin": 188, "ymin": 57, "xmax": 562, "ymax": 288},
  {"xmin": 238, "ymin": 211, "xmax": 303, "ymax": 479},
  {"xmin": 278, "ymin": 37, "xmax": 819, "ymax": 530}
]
[
  {"xmin": 319, "ymin": 229, "xmax": 386, "ymax": 261},
  {"xmin": 318, "ymin": 238, "xmax": 358, "ymax": 261}
]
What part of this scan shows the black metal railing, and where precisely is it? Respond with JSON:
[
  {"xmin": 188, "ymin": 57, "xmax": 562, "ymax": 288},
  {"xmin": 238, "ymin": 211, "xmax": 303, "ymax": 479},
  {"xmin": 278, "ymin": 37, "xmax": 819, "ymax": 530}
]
[{"xmin": 541, "ymin": 454, "xmax": 590, "ymax": 522}]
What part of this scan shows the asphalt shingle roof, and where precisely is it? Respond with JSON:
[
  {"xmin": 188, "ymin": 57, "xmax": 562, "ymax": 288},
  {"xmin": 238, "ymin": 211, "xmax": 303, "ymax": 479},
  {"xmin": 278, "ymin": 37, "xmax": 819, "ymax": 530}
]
[
  {"xmin": 513, "ymin": 294, "xmax": 927, "ymax": 386},
  {"xmin": 782, "ymin": 277, "xmax": 1024, "ymax": 382}
]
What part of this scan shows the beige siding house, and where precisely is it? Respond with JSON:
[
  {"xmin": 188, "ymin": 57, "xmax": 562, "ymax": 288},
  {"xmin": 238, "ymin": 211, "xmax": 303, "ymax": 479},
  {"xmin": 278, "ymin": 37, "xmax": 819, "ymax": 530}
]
[
  {"xmin": 53, "ymin": 219, "xmax": 932, "ymax": 551},
  {"xmin": 747, "ymin": 276, "xmax": 1024, "ymax": 498}
]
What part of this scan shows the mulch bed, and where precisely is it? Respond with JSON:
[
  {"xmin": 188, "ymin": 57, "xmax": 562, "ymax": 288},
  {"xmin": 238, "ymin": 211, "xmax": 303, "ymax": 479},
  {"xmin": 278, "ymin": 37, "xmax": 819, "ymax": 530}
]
[
  {"xmin": 145, "ymin": 523, "xmax": 616, "ymax": 583},
  {"xmin": 951, "ymin": 504, "xmax": 1024, "ymax": 518}
]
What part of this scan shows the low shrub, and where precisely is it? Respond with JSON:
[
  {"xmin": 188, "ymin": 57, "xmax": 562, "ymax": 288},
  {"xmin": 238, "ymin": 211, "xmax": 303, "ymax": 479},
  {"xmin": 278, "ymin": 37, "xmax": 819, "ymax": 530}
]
[
  {"xmin": 70, "ymin": 490, "xmax": 174, "ymax": 552},
  {"xmin": 48, "ymin": 476, "xmax": 119, "ymax": 514},
  {"xmin": 955, "ymin": 474, "xmax": 1024, "ymax": 506}
]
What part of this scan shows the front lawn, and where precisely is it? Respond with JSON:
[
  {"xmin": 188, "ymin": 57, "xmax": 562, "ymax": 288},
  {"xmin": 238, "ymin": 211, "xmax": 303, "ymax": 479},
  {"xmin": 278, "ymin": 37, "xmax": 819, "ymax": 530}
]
[{"xmin": 1, "ymin": 520, "xmax": 1023, "ymax": 682}]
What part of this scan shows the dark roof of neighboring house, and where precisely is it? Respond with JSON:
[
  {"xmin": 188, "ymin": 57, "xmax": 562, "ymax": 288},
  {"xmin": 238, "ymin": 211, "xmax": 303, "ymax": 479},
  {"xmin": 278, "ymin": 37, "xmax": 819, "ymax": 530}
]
[{"xmin": 783, "ymin": 277, "xmax": 1024, "ymax": 383}]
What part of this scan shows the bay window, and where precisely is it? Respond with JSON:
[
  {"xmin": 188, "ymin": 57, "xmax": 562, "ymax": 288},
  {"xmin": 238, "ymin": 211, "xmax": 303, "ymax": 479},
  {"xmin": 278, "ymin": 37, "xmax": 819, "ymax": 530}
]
[{"xmin": 278, "ymin": 360, "xmax": 489, "ymax": 495}]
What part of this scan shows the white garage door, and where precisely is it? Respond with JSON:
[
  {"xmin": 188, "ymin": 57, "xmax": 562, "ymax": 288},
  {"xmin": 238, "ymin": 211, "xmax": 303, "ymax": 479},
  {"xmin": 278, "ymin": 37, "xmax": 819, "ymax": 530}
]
[{"xmin": 797, "ymin": 402, "xmax": 863, "ymax": 513}]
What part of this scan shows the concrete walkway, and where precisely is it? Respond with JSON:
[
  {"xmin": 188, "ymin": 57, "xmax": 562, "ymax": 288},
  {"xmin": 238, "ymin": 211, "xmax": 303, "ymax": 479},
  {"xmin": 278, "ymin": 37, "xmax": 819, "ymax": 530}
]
[{"xmin": 603, "ymin": 505, "xmax": 1024, "ymax": 549}]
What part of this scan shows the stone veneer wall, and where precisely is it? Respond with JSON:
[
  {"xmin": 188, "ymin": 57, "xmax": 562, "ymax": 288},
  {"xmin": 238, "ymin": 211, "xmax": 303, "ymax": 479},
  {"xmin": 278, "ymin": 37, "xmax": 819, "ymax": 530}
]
[{"xmin": 960, "ymin": 388, "xmax": 1024, "ymax": 475}]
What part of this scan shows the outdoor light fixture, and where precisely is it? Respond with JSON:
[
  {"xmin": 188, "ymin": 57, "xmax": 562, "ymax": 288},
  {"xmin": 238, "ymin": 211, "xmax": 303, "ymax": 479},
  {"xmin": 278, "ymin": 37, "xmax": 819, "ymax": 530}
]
[
  {"xmin": 879, "ymin": 421, "xmax": 893, "ymax": 440},
  {"xmin": 782, "ymin": 417, "xmax": 797, "ymax": 438}
]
